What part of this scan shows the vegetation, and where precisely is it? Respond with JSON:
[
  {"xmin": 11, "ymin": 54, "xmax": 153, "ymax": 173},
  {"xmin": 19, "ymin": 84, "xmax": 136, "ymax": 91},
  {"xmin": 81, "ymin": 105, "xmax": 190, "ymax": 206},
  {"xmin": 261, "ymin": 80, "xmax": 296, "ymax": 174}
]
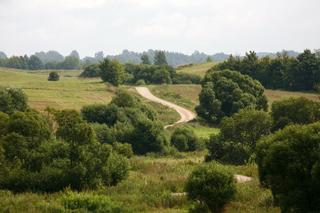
[
  {"xmin": 154, "ymin": 50, "xmax": 168, "ymax": 66},
  {"xmin": 170, "ymin": 127, "xmax": 201, "ymax": 152},
  {"xmin": 215, "ymin": 49, "xmax": 320, "ymax": 91},
  {"xmin": 47, "ymin": 71, "xmax": 60, "ymax": 81},
  {"xmin": 80, "ymin": 64, "xmax": 101, "ymax": 77},
  {"xmin": 185, "ymin": 162, "xmax": 236, "ymax": 213},
  {"xmin": 196, "ymin": 70, "xmax": 268, "ymax": 124},
  {"xmin": 0, "ymin": 91, "xmax": 129, "ymax": 192},
  {"xmin": 0, "ymin": 87, "xmax": 28, "ymax": 114},
  {"xmin": 177, "ymin": 62, "xmax": 216, "ymax": 77},
  {"xmin": 271, "ymin": 97, "xmax": 320, "ymax": 130},
  {"xmin": 81, "ymin": 90, "xmax": 168, "ymax": 155},
  {"xmin": 256, "ymin": 122, "xmax": 320, "ymax": 212},
  {"xmin": 100, "ymin": 58, "xmax": 126, "ymax": 86},
  {"xmin": 206, "ymin": 109, "xmax": 272, "ymax": 165}
]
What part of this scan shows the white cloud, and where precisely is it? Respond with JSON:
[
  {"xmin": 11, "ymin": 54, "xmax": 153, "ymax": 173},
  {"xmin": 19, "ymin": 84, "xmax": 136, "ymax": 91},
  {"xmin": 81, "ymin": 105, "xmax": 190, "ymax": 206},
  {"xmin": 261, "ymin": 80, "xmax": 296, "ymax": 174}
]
[{"xmin": 0, "ymin": 0, "xmax": 319, "ymax": 56}]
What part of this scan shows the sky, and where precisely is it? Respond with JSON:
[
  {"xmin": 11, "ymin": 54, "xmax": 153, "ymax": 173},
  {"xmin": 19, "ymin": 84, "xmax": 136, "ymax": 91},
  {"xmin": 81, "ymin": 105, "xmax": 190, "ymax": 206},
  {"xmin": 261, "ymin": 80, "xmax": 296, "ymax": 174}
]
[{"xmin": 0, "ymin": 0, "xmax": 319, "ymax": 57}]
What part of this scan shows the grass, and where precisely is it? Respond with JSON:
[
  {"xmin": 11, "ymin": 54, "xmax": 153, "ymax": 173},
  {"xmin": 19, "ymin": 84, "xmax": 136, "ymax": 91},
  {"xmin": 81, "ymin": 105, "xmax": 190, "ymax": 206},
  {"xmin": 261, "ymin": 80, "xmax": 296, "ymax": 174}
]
[
  {"xmin": 150, "ymin": 84, "xmax": 320, "ymax": 111},
  {"xmin": 0, "ymin": 68, "xmax": 115, "ymax": 111},
  {"xmin": 0, "ymin": 152, "xmax": 280, "ymax": 213},
  {"xmin": 177, "ymin": 62, "xmax": 216, "ymax": 77}
]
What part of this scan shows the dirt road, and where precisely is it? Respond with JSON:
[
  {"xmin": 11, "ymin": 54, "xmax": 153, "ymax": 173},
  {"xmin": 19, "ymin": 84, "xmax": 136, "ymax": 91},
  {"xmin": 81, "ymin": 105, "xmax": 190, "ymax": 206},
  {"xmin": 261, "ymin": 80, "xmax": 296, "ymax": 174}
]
[{"xmin": 135, "ymin": 87, "xmax": 196, "ymax": 128}]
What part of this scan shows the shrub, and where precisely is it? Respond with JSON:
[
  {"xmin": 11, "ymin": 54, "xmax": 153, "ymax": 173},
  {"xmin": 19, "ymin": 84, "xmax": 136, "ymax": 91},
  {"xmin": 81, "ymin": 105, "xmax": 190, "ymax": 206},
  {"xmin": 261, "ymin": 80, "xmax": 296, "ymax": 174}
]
[
  {"xmin": 256, "ymin": 122, "xmax": 320, "ymax": 212},
  {"xmin": 185, "ymin": 162, "xmax": 236, "ymax": 213},
  {"xmin": 206, "ymin": 109, "xmax": 272, "ymax": 165},
  {"xmin": 196, "ymin": 70, "xmax": 268, "ymax": 124},
  {"xmin": 100, "ymin": 59, "xmax": 125, "ymax": 86},
  {"xmin": 112, "ymin": 142, "xmax": 134, "ymax": 158},
  {"xmin": 172, "ymin": 73, "xmax": 202, "ymax": 84},
  {"xmin": 0, "ymin": 87, "xmax": 28, "ymax": 114},
  {"xmin": 135, "ymin": 79, "xmax": 146, "ymax": 85},
  {"xmin": 170, "ymin": 127, "xmax": 200, "ymax": 152},
  {"xmin": 48, "ymin": 71, "xmax": 60, "ymax": 81},
  {"xmin": 92, "ymin": 123, "xmax": 114, "ymax": 144},
  {"xmin": 80, "ymin": 64, "xmax": 101, "ymax": 77},
  {"xmin": 61, "ymin": 192, "xmax": 124, "ymax": 212},
  {"xmin": 271, "ymin": 97, "xmax": 320, "ymax": 130}
]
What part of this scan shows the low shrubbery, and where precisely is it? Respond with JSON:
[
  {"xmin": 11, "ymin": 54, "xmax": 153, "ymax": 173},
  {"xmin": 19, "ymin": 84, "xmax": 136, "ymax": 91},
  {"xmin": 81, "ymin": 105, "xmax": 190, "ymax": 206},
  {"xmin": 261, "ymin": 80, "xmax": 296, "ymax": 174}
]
[
  {"xmin": 271, "ymin": 97, "xmax": 320, "ymax": 130},
  {"xmin": 256, "ymin": 122, "xmax": 320, "ymax": 212},
  {"xmin": 82, "ymin": 90, "xmax": 168, "ymax": 155},
  {"xmin": 48, "ymin": 71, "xmax": 60, "ymax": 81},
  {"xmin": 80, "ymin": 64, "xmax": 101, "ymax": 77},
  {"xmin": 0, "ymin": 87, "xmax": 28, "ymax": 114},
  {"xmin": 185, "ymin": 162, "xmax": 236, "ymax": 213},
  {"xmin": 206, "ymin": 109, "xmax": 272, "ymax": 165},
  {"xmin": 170, "ymin": 127, "xmax": 203, "ymax": 152}
]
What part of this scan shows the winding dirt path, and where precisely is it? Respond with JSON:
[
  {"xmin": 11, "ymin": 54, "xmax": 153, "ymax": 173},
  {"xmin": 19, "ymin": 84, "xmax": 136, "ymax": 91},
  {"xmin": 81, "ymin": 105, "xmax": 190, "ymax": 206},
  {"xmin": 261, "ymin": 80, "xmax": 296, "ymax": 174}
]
[
  {"xmin": 135, "ymin": 87, "xmax": 196, "ymax": 128},
  {"xmin": 135, "ymin": 86, "xmax": 252, "ymax": 183}
]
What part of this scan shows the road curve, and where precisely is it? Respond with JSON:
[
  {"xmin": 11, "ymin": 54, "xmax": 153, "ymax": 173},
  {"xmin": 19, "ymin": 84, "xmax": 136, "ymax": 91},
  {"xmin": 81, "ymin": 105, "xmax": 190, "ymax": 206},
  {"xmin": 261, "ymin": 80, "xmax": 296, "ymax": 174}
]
[{"xmin": 135, "ymin": 87, "xmax": 196, "ymax": 128}]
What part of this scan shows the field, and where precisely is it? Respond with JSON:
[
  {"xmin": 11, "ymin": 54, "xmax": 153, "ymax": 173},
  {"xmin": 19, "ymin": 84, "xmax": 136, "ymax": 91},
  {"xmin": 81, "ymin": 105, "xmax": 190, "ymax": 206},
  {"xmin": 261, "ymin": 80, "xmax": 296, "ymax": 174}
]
[
  {"xmin": 150, "ymin": 85, "xmax": 320, "ymax": 111},
  {"xmin": 0, "ymin": 68, "xmax": 115, "ymax": 111},
  {"xmin": 0, "ymin": 152, "xmax": 279, "ymax": 213},
  {"xmin": 177, "ymin": 62, "xmax": 215, "ymax": 77}
]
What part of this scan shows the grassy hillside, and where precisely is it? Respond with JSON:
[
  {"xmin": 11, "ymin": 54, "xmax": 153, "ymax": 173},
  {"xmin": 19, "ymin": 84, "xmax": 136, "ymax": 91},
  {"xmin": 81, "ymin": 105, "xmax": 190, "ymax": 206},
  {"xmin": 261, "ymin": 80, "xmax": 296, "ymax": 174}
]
[
  {"xmin": 0, "ymin": 68, "xmax": 115, "ymax": 111},
  {"xmin": 150, "ymin": 85, "xmax": 320, "ymax": 111},
  {"xmin": 0, "ymin": 152, "xmax": 279, "ymax": 213},
  {"xmin": 177, "ymin": 62, "xmax": 215, "ymax": 77}
]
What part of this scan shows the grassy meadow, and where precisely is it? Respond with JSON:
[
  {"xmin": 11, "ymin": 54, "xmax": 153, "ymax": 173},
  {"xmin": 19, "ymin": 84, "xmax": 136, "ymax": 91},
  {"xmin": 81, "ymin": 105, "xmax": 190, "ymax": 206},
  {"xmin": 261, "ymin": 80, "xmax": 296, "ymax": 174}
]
[
  {"xmin": 0, "ymin": 152, "xmax": 279, "ymax": 213},
  {"xmin": 177, "ymin": 62, "xmax": 216, "ymax": 77}
]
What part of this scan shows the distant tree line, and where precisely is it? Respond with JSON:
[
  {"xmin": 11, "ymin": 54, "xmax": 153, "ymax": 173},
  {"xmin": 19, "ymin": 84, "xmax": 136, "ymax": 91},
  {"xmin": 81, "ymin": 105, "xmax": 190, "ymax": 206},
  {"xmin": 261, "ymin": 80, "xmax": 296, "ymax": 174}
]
[
  {"xmin": 81, "ymin": 51, "xmax": 202, "ymax": 85},
  {"xmin": 215, "ymin": 49, "xmax": 320, "ymax": 91}
]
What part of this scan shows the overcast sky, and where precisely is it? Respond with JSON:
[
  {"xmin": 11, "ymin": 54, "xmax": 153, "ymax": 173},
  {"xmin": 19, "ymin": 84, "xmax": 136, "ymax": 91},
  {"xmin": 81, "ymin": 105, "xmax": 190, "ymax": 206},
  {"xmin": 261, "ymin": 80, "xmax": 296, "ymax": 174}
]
[{"xmin": 1, "ymin": 0, "xmax": 319, "ymax": 57}]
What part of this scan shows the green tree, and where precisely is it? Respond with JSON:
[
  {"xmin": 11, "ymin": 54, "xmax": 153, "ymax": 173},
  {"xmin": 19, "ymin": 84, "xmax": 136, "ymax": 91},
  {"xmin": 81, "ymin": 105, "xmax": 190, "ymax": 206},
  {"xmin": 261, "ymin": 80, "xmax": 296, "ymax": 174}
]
[
  {"xmin": 48, "ymin": 71, "xmax": 60, "ymax": 81},
  {"xmin": 0, "ymin": 87, "xmax": 28, "ymax": 114},
  {"xmin": 171, "ymin": 127, "xmax": 200, "ymax": 152},
  {"xmin": 80, "ymin": 64, "xmax": 101, "ymax": 78},
  {"xmin": 256, "ymin": 122, "xmax": 320, "ymax": 212},
  {"xmin": 271, "ymin": 97, "xmax": 320, "ymax": 130},
  {"xmin": 154, "ymin": 51, "xmax": 168, "ymax": 66},
  {"xmin": 141, "ymin": 53, "xmax": 151, "ymax": 65},
  {"xmin": 206, "ymin": 109, "xmax": 272, "ymax": 164},
  {"xmin": 28, "ymin": 55, "xmax": 43, "ymax": 70},
  {"xmin": 99, "ymin": 59, "xmax": 125, "ymax": 86},
  {"xmin": 185, "ymin": 162, "xmax": 236, "ymax": 213},
  {"xmin": 196, "ymin": 70, "xmax": 268, "ymax": 124}
]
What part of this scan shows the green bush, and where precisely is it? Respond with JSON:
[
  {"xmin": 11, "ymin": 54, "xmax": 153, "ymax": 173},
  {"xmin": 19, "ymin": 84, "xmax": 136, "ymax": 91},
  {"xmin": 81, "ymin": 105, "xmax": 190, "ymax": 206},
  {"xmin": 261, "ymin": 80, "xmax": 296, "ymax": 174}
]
[
  {"xmin": 196, "ymin": 70, "xmax": 268, "ymax": 124},
  {"xmin": 135, "ymin": 79, "xmax": 146, "ymax": 85},
  {"xmin": 185, "ymin": 162, "xmax": 236, "ymax": 213},
  {"xmin": 61, "ymin": 192, "xmax": 125, "ymax": 212},
  {"xmin": 100, "ymin": 59, "xmax": 125, "ymax": 86},
  {"xmin": 80, "ymin": 64, "xmax": 101, "ymax": 77},
  {"xmin": 0, "ymin": 87, "xmax": 28, "ymax": 114},
  {"xmin": 48, "ymin": 71, "xmax": 60, "ymax": 81},
  {"xmin": 92, "ymin": 123, "xmax": 114, "ymax": 144},
  {"xmin": 112, "ymin": 142, "xmax": 134, "ymax": 158},
  {"xmin": 170, "ymin": 127, "xmax": 200, "ymax": 152},
  {"xmin": 256, "ymin": 122, "xmax": 320, "ymax": 212},
  {"xmin": 206, "ymin": 109, "xmax": 272, "ymax": 165},
  {"xmin": 271, "ymin": 97, "xmax": 320, "ymax": 130}
]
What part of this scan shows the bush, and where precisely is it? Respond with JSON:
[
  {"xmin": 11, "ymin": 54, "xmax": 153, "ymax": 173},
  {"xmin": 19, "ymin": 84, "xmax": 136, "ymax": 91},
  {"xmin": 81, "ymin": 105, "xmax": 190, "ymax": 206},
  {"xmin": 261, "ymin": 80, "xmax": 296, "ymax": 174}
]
[
  {"xmin": 112, "ymin": 142, "xmax": 134, "ymax": 158},
  {"xmin": 135, "ymin": 79, "xmax": 146, "ymax": 85},
  {"xmin": 48, "ymin": 71, "xmax": 60, "ymax": 81},
  {"xmin": 0, "ymin": 87, "xmax": 28, "ymax": 114},
  {"xmin": 80, "ymin": 64, "xmax": 101, "ymax": 77},
  {"xmin": 92, "ymin": 123, "xmax": 114, "ymax": 144},
  {"xmin": 206, "ymin": 109, "xmax": 272, "ymax": 165},
  {"xmin": 256, "ymin": 122, "xmax": 320, "ymax": 212},
  {"xmin": 196, "ymin": 70, "xmax": 268, "ymax": 124},
  {"xmin": 100, "ymin": 59, "xmax": 125, "ymax": 86},
  {"xmin": 185, "ymin": 162, "xmax": 236, "ymax": 213},
  {"xmin": 61, "ymin": 192, "xmax": 124, "ymax": 212},
  {"xmin": 271, "ymin": 97, "xmax": 320, "ymax": 130},
  {"xmin": 172, "ymin": 73, "xmax": 202, "ymax": 84},
  {"xmin": 170, "ymin": 127, "xmax": 200, "ymax": 152}
]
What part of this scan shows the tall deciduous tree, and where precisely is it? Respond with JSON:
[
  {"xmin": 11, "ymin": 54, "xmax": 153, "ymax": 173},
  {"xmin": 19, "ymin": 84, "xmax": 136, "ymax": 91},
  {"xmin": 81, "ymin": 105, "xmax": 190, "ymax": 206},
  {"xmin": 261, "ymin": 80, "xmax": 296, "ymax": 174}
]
[
  {"xmin": 141, "ymin": 53, "xmax": 150, "ymax": 65},
  {"xmin": 99, "ymin": 59, "xmax": 125, "ymax": 86},
  {"xmin": 154, "ymin": 51, "xmax": 168, "ymax": 66}
]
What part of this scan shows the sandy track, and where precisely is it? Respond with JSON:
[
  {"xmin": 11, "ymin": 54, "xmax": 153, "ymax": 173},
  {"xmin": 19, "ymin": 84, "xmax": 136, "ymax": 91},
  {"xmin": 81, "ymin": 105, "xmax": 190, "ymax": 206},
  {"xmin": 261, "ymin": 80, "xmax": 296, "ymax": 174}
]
[{"xmin": 135, "ymin": 87, "xmax": 196, "ymax": 128}]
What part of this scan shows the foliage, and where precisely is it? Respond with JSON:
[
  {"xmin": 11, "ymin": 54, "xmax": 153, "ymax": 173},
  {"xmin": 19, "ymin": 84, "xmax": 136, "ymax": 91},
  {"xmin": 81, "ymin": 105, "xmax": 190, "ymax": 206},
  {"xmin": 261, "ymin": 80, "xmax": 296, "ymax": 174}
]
[
  {"xmin": 0, "ymin": 102, "xmax": 128, "ymax": 192},
  {"xmin": 61, "ymin": 192, "xmax": 125, "ymax": 212},
  {"xmin": 256, "ymin": 122, "xmax": 320, "ymax": 212},
  {"xmin": 100, "ymin": 58, "xmax": 126, "ymax": 86},
  {"xmin": 154, "ymin": 51, "xmax": 168, "ymax": 66},
  {"xmin": 112, "ymin": 142, "xmax": 134, "ymax": 158},
  {"xmin": 216, "ymin": 49, "xmax": 320, "ymax": 91},
  {"xmin": 206, "ymin": 109, "xmax": 272, "ymax": 165},
  {"xmin": 80, "ymin": 64, "xmax": 101, "ymax": 77},
  {"xmin": 141, "ymin": 53, "xmax": 151, "ymax": 65},
  {"xmin": 170, "ymin": 127, "xmax": 200, "ymax": 152},
  {"xmin": 0, "ymin": 87, "xmax": 28, "ymax": 114},
  {"xmin": 48, "ymin": 71, "xmax": 60, "ymax": 81},
  {"xmin": 271, "ymin": 97, "xmax": 320, "ymax": 130},
  {"xmin": 185, "ymin": 162, "xmax": 236, "ymax": 213},
  {"xmin": 82, "ymin": 90, "xmax": 168, "ymax": 155},
  {"xmin": 196, "ymin": 70, "xmax": 268, "ymax": 124}
]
